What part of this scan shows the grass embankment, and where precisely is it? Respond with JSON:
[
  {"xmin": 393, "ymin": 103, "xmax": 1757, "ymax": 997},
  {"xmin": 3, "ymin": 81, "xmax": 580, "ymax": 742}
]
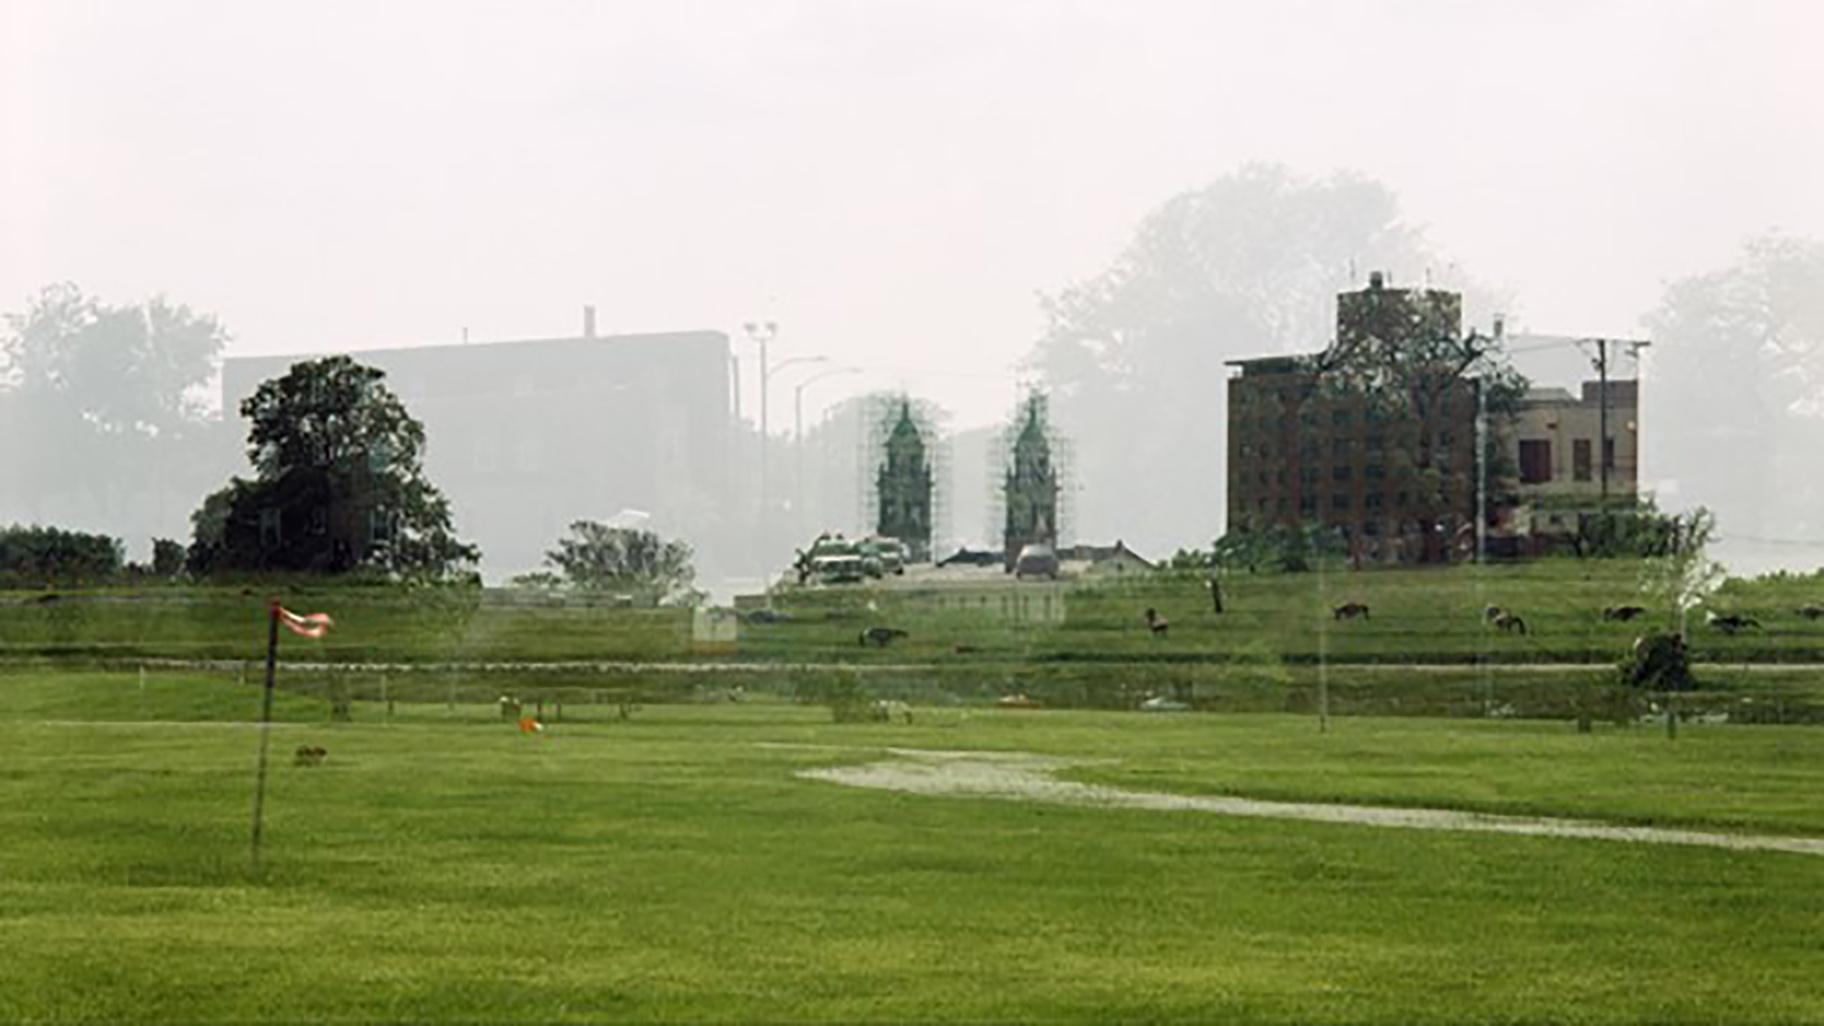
[
  {"xmin": 2, "ymin": 561, "xmax": 1821, "ymax": 668},
  {"xmin": 2, "ymin": 672, "xmax": 1822, "ymax": 1023}
]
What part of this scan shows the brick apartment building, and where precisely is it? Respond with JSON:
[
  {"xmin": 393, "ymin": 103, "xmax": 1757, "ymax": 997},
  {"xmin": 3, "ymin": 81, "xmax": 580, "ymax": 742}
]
[
  {"xmin": 1226, "ymin": 276, "xmax": 1642, "ymax": 563},
  {"xmin": 1226, "ymin": 275, "xmax": 1481, "ymax": 564}
]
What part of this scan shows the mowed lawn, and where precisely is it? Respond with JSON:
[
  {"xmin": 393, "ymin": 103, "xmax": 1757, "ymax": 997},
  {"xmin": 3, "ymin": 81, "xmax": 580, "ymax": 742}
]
[
  {"xmin": 5, "ymin": 560, "xmax": 1824, "ymax": 666},
  {"xmin": 3, "ymin": 676, "xmax": 1823, "ymax": 1022}
]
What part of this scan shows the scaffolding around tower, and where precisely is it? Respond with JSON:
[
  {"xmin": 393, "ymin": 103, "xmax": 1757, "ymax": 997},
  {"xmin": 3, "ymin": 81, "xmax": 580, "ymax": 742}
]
[
  {"xmin": 857, "ymin": 392, "xmax": 950, "ymax": 562},
  {"xmin": 986, "ymin": 389, "xmax": 1073, "ymax": 570}
]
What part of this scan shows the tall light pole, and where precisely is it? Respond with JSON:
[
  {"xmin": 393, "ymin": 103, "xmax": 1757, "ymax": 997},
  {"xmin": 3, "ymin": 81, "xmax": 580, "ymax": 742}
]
[
  {"xmin": 794, "ymin": 366, "xmax": 862, "ymax": 539},
  {"xmin": 742, "ymin": 321, "xmax": 778, "ymax": 512}
]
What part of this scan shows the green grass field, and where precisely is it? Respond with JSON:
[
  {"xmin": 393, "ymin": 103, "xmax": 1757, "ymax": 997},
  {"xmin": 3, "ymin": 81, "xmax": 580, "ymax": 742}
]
[
  {"xmin": 4, "ymin": 560, "xmax": 1823, "ymax": 666},
  {"xmin": 3, "ymin": 668, "xmax": 1823, "ymax": 1023}
]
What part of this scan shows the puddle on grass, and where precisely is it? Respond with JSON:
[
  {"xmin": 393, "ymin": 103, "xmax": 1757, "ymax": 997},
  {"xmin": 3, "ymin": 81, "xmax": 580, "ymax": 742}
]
[{"xmin": 797, "ymin": 748, "xmax": 1824, "ymax": 858}]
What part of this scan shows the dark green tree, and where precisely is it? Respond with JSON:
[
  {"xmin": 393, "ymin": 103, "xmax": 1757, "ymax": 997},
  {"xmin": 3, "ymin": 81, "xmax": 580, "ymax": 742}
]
[
  {"xmin": 543, "ymin": 521, "xmax": 697, "ymax": 604},
  {"xmin": 188, "ymin": 355, "xmax": 478, "ymax": 577}
]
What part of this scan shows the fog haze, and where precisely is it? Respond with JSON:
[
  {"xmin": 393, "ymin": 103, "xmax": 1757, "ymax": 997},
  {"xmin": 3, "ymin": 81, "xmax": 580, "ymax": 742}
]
[
  {"xmin": 6, "ymin": 0, "xmax": 1820, "ymax": 427},
  {"xmin": 3, "ymin": 0, "xmax": 1821, "ymax": 580}
]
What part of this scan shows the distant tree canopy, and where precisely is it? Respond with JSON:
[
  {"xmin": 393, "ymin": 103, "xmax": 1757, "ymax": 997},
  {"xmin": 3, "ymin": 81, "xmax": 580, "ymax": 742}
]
[
  {"xmin": 0, "ymin": 525, "xmax": 124, "ymax": 587},
  {"xmin": 187, "ymin": 355, "xmax": 478, "ymax": 578},
  {"xmin": 543, "ymin": 521, "xmax": 697, "ymax": 603},
  {"xmin": 1030, "ymin": 164, "xmax": 1504, "ymax": 551},
  {"xmin": 0, "ymin": 284, "xmax": 230, "ymax": 531},
  {"xmin": 1645, "ymin": 233, "xmax": 1824, "ymax": 556}
]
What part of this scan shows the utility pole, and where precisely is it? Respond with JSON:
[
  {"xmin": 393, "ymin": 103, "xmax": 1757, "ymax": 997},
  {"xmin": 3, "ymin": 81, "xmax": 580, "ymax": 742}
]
[
  {"xmin": 1586, "ymin": 338, "xmax": 1651, "ymax": 510},
  {"xmin": 794, "ymin": 366, "xmax": 861, "ymax": 541},
  {"xmin": 742, "ymin": 321, "xmax": 778, "ymax": 514},
  {"xmin": 1594, "ymin": 338, "xmax": 1610, "ymax": 507}
]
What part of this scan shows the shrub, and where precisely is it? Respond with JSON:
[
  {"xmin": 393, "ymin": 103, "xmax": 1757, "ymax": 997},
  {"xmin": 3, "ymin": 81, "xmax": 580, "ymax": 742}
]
[
  {"xmin": 1617, "ymin": 632, "xmax": 1696, "ymax": 692},
  {"xmin": 0, "ymin": 525, "xmax": 123, "ymax": 586}
]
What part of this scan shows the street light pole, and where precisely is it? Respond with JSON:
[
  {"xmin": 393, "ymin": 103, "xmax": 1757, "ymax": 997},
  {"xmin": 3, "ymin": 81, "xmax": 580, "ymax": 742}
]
[
  {"xmin": 742, "ymin": 321, "xmax": 778, "ymax": 513},
  {"xmin": 794, "ymin": 367, "xmax": 862, "ymax": 540}
]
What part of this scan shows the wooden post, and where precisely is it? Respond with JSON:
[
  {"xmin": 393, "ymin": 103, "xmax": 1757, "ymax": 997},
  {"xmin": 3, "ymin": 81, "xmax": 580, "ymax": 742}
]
[{"xmin": 249, "ymin": 601, "xmax": 281, "ymax": 872}]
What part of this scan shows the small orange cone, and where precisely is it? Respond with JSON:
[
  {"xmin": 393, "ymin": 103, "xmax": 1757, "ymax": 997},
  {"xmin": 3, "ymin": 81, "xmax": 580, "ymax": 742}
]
[{"xmin": 517, "ymin": 716, "xmax": 544, "ymax": 735}]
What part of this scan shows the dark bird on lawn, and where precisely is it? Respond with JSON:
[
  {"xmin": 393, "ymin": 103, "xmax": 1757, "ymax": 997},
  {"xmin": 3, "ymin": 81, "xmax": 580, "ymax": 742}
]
[
  {"xmin": 1797, "ymin": 604, "xmax": 1824, "ymax": 621},
  {"xmin": 1602, "ymin": 605, "xmax": 1647, "ymax": 622},
  {"xmin": 1705, "ymin": 611, "xmax": 1761, "ymax": 634},
  {"xmin": 859, "ymin": 626, "xmax": 909, "ymax": 647},
  {"xmin": 1333, "ymin": 602, "xmax": 1370, "ymax": 621},
  {"xmin": 1143, "ymin": 608, "xmax": 1169, "ymax": 637}
]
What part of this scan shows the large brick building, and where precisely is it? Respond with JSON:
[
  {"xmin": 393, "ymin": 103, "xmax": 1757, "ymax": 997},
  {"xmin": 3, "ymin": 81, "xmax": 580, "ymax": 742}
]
[{"xmin": 1226, "ymin": 275, "xmax": 1481, "ymax": 564}]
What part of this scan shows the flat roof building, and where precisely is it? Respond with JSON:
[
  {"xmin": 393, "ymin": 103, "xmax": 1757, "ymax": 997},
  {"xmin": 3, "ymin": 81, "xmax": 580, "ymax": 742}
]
[{"xmin": 221, "ymin": 320, "xmax": 734, "ymax": 579}]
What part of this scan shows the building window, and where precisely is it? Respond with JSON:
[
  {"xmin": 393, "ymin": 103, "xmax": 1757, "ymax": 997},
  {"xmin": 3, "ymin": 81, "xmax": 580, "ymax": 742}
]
[
  {"xmin": 369, "ymin": 509, "xmax": 395, "ymax": 546},
  {"xmin": 1519, "ymin": 439, "xmax": 1552, "ymax": 484},
  {"xmin": 1603, "ymin": 437, "xmax": 1616, "ymax": 470},
  {"xmin": 1573, "ymin": 439, "xmax": 1593, "ymax": 482},
  {"xmin": 1366, "ymin": 492, "xmax": 1385, "ymax": 510},
  {"xmin": 1331, "ymin": 465, "xmax": 1352, "ymax": 482},
  {"xmin": 1332, "ymin": 408, "xmax": 1352, "ymax": 427},
  {"xmin": 1300, "ymin": 496, "xmax": 1317, "ymax": 515},
  {"xmin": 1365, "ymin": 463, "xmax": 1385, "ymax": 480},
  {"xmin": 1366, "ymin": 433, "xmax": 1385, "ymax": 451},
  {"xmin": 1332, "ymin": 439, "xmax": 1350, "ymax": 458},
  {"xmin": 1300, "ymin": 466, "xmax": 1319, "ymax": 485},
  {"xmin": 1331, "ymin": 493, "xmax": 1350, "ymax": 511}
]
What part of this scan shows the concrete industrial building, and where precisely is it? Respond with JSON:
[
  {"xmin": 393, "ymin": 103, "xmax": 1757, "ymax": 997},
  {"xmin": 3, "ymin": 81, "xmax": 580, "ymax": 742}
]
[
  {"xmin": 1499, "ymin": 379, "xmax": 1640, "ymax": 548},
  {"xmin": 221, "ymin": 314, "xmax": 735, "ymax": 579}
]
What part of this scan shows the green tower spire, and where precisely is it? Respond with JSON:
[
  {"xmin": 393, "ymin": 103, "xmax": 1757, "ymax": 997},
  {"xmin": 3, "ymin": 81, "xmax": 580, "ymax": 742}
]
[{"xmin": 876, "ymin": 399, "xmax": 933, "ymax": 561}]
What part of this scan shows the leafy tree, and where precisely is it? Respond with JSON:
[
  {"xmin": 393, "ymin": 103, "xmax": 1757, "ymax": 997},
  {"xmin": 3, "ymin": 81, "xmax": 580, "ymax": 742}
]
[
  {"xmin": 543, "ymin": 521, "xmax": 696, "ymax": 603},
  {"xmin": 1214, "ymin": 520, "xmax": 1348, "ymax": 574},
  {"xmin": 1568, "ymin": 497, "xmax": 1685, "ymax": 559},
  {"xmin": 1638, "ymin": 507, "xmax": 1725, "ymax": 637},
  {"xmin": 0, "ymin": 284, "xmax": 228, "ymax": 530},
  {"xmin": 1031, "ymin": 164, "xmax": 1502, "ymax": 551},
  {"xmin": 1644, "ymin": 234, "xmax": 1824, "ymax": 559},
  {"xmin": 0, "ymin": 525, "xmax": 123, "ymax": 587},
  {"xmin": 150, "ymin": 538, "xmax": 186, "ymax": 579},
  {"xmin": 188, "ymin": 355, "xmax": 478, "ymax": 578}
]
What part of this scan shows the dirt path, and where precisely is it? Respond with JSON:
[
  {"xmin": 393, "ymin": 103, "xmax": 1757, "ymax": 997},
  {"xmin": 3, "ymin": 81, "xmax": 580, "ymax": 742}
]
[{"xmin": 799, "ymin": 748, "xmax": 1824, "ymax": 857}]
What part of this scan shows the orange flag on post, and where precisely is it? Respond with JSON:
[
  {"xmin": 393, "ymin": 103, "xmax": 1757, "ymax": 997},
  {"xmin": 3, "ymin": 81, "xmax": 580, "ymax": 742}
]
[{"xmin": 278, "ymin": 607, "xmax": 334, "ymax": 639}]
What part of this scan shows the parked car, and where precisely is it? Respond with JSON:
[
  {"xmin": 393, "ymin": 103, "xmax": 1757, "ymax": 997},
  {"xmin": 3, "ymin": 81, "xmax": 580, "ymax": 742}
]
[{"xmin": 1013, "ymin": 543, "xmax": 1060, "ymax": 580}]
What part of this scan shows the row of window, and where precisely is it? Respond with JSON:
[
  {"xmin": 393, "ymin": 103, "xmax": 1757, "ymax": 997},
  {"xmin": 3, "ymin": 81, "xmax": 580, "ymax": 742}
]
[
  {"xmin": 1240, "ymin": 491, "xmax": 1417, "ymax": 516},
  {"xmin": 1237, "ymin": 432, "xmax": 1463, "ymax": 460},
  {"xmin": 1517, "ymin": 437, "xmax": 1618, "ymax": 485}
]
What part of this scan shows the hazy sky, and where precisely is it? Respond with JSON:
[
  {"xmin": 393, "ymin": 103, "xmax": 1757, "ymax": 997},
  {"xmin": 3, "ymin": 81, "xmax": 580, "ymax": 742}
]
[{"xmin": 4, "ymin": 0, "xmax": 1820, "ymax": 429}]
